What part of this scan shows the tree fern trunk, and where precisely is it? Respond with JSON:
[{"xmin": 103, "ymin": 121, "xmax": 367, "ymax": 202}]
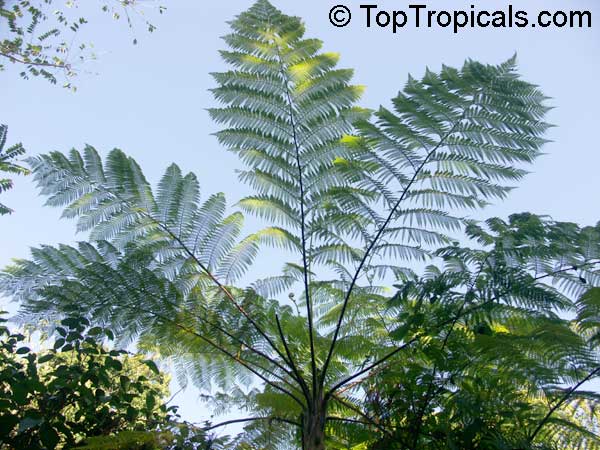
[{"xmin": 302, "ymin": 397, "xmax": 327, "ymax": 450}]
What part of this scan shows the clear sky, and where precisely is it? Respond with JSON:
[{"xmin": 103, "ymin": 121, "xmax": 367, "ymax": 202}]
[{"xmin": 1, "ymin": 0, "xmax": 599, "ymax": 433}]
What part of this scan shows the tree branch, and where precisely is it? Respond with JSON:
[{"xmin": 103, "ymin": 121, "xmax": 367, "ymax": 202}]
[
  {"xmin": 203, "ymin": 416, "xmax": 300, "ymax": 431},
  {"xmin": 0, "ymin": 51, "xmax": 69, "ymax": 70}
]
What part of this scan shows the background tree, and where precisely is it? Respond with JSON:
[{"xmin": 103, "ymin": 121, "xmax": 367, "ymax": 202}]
[
  {"xmin": 0, "ymin": 314, "xmax": 174, "ymax": 449},
  {"xmin": 364, "ymin": 213, "xmax": 600, "ymax": 449},
  {"xmin": 1, "ymin": 0, "xmax": 165, "ymax": 88},
  {"xmin": 1, "ymin": 1, "xmax": 599, "ymax": 449}
]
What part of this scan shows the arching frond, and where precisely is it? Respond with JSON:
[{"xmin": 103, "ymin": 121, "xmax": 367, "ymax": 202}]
[
  {"xmin": 26, "ymin": 146, "xmax": 264, "ymax": 281},
  {"xmin": 0, "ymin": 124, "xmax": 29, "ymax": 215}
]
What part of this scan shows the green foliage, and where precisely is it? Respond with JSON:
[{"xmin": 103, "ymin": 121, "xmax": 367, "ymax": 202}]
[
  {"xmin": 0, "ymin": 315, "xmax": 172, "ymax": 449},
  {"xmin": 1, "ymin": 1, "xmax": 599, "ymax": 449},
  {"xmin": 74, "ymin": 431, "xmax": 163, "ymax": 450},
  {"xmin": 0, "ymin": 124, "xmax": 29, "ymax": 215},
  {"xmin": 0, "ymin": 0, "xmax": 165, "ymax": 88},
  {"xmin": 360, "ymin": 214, "xmax": 600, "ymax": 449}
]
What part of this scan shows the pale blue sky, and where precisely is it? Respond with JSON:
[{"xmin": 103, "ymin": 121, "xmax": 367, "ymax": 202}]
[{"xmin": 1, "ymin": 0, "xmax": 599, "ymax": 432}]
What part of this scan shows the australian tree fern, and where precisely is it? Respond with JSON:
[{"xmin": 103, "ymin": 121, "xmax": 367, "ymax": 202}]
[{"xmin": 3, "ymin": 2, "xmax": 600, "ymax": 449}]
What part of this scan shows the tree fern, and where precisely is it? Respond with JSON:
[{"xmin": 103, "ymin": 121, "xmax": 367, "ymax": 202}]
[{"xmin": 2, "ymin": 1, "xmax": 598, "ymax": 449}]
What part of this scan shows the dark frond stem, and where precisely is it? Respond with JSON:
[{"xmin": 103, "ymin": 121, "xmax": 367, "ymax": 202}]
[
  {"xmin": 532, "ymin": 258, "xmax": 600, "ymax": 281},
  {"xmin": 124, "ymin": 280, "xmax": 302, "ymax": 394},
  {"xmin": 81, "ymin": 184, "xmax": 286, "ymax": 366},
  {"xmin": 130, "ymin": 304, "xmax": 307, "ymax": 408},
  {"xmin": 203, "ymin": 416, "xmax": 301, "ymax": 431},
  {"xmin": 82, "ymin": 251, "xmax": 303, "ymax": 391},
  {"xmin": 321, "ymin": 115, "xmax": 466, "ymax": 385},
  {"xmin": 326, "ymin": 337, "xmax": 421, "ymax": 400},
  {"xmin": 123, "ymin": 269, "xmax": 298, "ymax": 382},
  {"xmin": 276, "ymin": 314, "xmax": 312, "ymax": 403},
  {"xmin": 528, "ymin": 366, "xmax": 600, "ymax": 443},
  {"xmin": 169, "ymin": 294, "xmax": 299, "ymax": 385},
  {"xmin": 98, "ymin": 191, "xmax": 292, "ymax": 368},
  {"xmin": 325, "ymin": 416, "xmax": 372, "ymax": 426},
  {"xmin": 275, "ymin": 43, "xmax": 318, "ymax": 397},
  {"xmin": 152, "ymin": 218, "xmax": 290, "ymax": 363}
]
